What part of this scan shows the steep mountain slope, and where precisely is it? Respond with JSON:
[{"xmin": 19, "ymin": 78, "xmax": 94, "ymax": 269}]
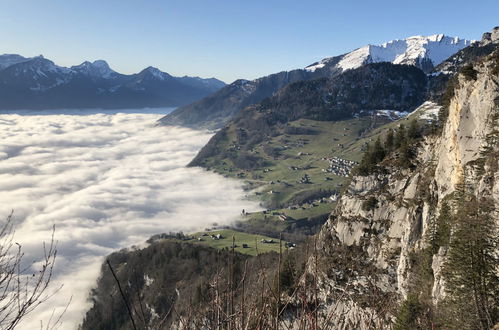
[
  {"xmin": 189, "ymin": 63, "xmax": 427, "ymax": 170},
  {"xmin": 159, "ymin": 69, "xmax": 313, "ymax": 129},
  {"xmin": 434, "ymin": 27, "xmax": 499, "ymax": 76},
  {"xmin": 160, "ymin": 34, "xmax": 471, "ymax": 129},
  {"xmin": 81, "ymin": 240, "xmax": 284, "ymax": 330},
  {"xmin": 292, "ymin": 43, "xmax": 499, "ymax": 329},
  {"xmin": 0, "ymin": 54, "xmax": 32, "ymax": 69},
  {"xmin": 307, "ymin": 34, "xmax": 472, "ymax": 74},
  {"xmin": 0, "ymin": 54, "xmax": 225, "ymax": 110}
]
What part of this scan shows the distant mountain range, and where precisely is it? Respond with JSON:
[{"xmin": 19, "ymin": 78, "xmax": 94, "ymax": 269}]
[
  {"xmin": 160, "ymin": 34, "xmax": 472, "ymax": 129},
  {"xmin": 0, "ymin": 54, "xmax": 226, "ymax": 110}
]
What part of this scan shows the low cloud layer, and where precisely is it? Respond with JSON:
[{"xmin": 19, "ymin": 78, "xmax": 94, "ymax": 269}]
[{"xmin": 0, "ymin": 111, "xmax": 260, "ymax": 329}]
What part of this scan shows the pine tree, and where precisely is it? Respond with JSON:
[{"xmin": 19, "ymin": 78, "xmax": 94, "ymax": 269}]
[
  {"xmin": 356, "ymin": 143, "xmax": 375, "ymax": 176},
  {"xmin": 435, "ymin": 201, "xmax": 451, "ymax": 248},
  {"xmin": 372, "ymin": 137, "xmax": 386, "ymax": 163},
  {"xmin": 279, "ymin": 254, "xmax": 296, "ymax": 295},
  {"xmin": 397, "ymin": 141, "xmax": 413, "ymax": 168},
  {"xmin": 355, "ymin": 138, "xmax": 386, "ymax": 176},
  {"xmin": 394, "ymin": 294, "xmax": 425, "ymax": 330},
  {"xmin": 395, "ymin": 124, "xmax": 406, "ymax": 148},
  {"xmin": 407, "ymin": 120, "xmax": 420, "ymax": 140},
  {"xmin": 426, "ymin": 200, "xmax": 452, "ymax": 254},
  {"xmin": 443, "ymin": 195, "xmax": 498, "ymax": 329},
  {"xmin": 385, "ymin": 129, "xmax": 395, "ymax": 151}
]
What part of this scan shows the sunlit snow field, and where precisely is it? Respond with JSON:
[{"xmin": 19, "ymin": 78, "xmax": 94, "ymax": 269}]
[{"xmin": 0, "ymin": 109, "xmax": 260, "ymax": 328}]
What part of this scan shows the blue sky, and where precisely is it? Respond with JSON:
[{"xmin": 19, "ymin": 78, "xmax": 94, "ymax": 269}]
[{"xmin": 1, "ymin": 0, "xmax": 497, "ymax": 82}]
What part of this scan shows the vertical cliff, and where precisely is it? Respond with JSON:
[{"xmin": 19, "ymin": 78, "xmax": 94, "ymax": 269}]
[{"xmin": 303, "ymin": 46, "xmax": 498, "ymax": 329}]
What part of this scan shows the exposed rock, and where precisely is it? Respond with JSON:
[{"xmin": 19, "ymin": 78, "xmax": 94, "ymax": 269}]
[
  {"xmin": 294, "ymin": 44, "xmax": 499, "ymax": 329},
  {"xmin": 482, "ymin": 26, "xmax": 499, "ymax": 44},
  {"xmin": 431, "ymin": 246, "xmax": 447, "ymax": 304}
]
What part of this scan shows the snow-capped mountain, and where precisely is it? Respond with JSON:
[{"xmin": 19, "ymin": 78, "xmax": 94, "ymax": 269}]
[
  {"xmin": 306, "ymin": 34, "xmax": 473, "ymax": 73},
  {"xmin": 162, "ymin": 33, "xmax": 474, "ymax": 129},
  {"xmin": 139, "ymin": 66, "xmax": 173, "ymax": 81},
  {"xmin": 0, "ymin": 56, "xmax": 73, "ymax": 91},
  {"xmin": 71, "ymin": 60, "xmax": 121, "ymax": 79},
  {"xmin": 0, "ymin": 54, "xmax": 226, "ymax": 110},
  {"xmin": 0, "ymin": 54, "xmax": 32, "ymax": 70}
]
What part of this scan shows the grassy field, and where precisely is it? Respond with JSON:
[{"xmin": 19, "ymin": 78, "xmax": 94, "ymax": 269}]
[
  {"xmin": 186, "ymin": 107, "xmax": 437, "ymax": 253},
  {"xmin": 208, "ymin": 116, "xmax": 394, "ymax": 209},
  {"xmin": 183, "ymin": 229, "xmax": 285, "ymax": 256},
  {"xmin": 191, "ymin": 115, "xmax": 397, "ymax": 240},
  {"xmin": 210, "ymin": 108, "xmax": 435, "ymax": 209}
]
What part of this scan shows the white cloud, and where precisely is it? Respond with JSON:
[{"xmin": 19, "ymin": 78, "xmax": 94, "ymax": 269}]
[{"xmin": 0, "ymin": 111, "xmax": 260, "ymax": 329}]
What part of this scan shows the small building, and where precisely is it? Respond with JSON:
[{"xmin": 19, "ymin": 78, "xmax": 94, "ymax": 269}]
[
  {"xmin": 260, "ymin": 239, "xmax": 275, "ymax": 244},
  {"xmin": 279, "ymin": 214, "xmax": 288, "ymax": 221}
]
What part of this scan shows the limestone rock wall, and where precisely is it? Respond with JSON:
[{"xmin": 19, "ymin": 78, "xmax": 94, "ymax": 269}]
[{"xmin": 304, "ymin": 47, "xmax": 498, "ymax": 329}]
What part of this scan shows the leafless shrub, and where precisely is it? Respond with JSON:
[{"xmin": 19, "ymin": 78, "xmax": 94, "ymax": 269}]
[{"xmin": 0, "ymin": 211, "xmax": 62, "ymax": 330}]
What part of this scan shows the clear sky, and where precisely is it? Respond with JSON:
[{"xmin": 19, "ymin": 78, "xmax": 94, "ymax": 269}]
[{"xmin": 1, "ymin": 0, "xmax": 497, "ymax": 83}]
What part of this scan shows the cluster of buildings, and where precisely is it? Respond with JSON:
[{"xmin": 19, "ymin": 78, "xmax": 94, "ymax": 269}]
[
  {"xmin": 299, "ymin": 173, "xmax": 312, "ymax": 184},
  {"xmin": 321, "ymin": 157, "xmax": 358, "ymax": 177}
]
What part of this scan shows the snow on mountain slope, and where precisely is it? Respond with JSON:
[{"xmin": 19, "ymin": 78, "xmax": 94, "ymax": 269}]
[
  {"xmin": 1, "ymin": 56, "xmax": 73, "ymax": 89},
  {"xmin": 306, "ymin": 34, "xmax": 473, "ymax": 73},
  {"xmin": 143, "ymin": 66, "xmax": 172, "ymax": 80},
  {"xmin": 408, "ymin": 100, "xmax": 441, "ymax": 122},
  {"xmin": 0, "ymin": 54, "xmax": 226, "ymax": 109},
  {"xmin": 71, "ymin": 60, "xmax": 119, "ymax": 79},
  {"xmin": 0, "ymin": 54, "xmax": 32, "ymax": 70}
]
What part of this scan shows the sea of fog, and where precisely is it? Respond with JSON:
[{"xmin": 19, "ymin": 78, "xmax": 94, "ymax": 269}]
[{"xmin": 0, "ymin": 109, "xmax": 261, "ymax": 329}]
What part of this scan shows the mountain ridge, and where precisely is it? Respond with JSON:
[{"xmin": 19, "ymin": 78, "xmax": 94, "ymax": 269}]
[
  {"xmin": 306, "ymin": 34, "xmax": 473, "ymax": 73},
  {"xmin": 0, "ymin": 54, "xmax": 226, "ymax": 110},
  {"xmin": 160, "ymin": 33, "xmax": 472, "ymax": 129},
  {"xmin": 187, "ymin": 62, "xmax": 428, "ymax": 176}
]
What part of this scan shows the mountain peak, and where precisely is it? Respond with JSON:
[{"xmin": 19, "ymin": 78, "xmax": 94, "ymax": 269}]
[
  {"xmin": 71, "ymin": 60, "xmax": 116, "ymax": 78},
  {"xmin": 141, "ymin": 66, "xmax": 172, "ymax": 80},
  {"xmin": 0, "ymin": 54, "xmax": 31, "ymax": 70},
  {"xmin": 21, "ymin": 56, "xmax": 68, "ymax": 73},
  {"xmin": 306, "ymin": 34, "xmax": 473, "ymax": 73},
  {"xmin": 92, "ymin": 59, "xmax": 110, "ymax": 68}
]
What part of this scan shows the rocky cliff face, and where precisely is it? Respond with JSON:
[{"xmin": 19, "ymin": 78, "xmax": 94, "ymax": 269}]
[
  {"xmin": 482, "ymin": 26, "xmax": 499, "ymax": 45},
  {"xmin": 300, "ymin": 45, "xmax": 498, "ymax": 329}
]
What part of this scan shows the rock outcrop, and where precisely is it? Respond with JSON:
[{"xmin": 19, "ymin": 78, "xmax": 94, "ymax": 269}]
[
  {"xmin": 298, "ymin": 42, "xmax": 498, "ymax": 329},
  {"xmin": 482, "ymin": 26, "xmax": 499, "ymax": 45}
]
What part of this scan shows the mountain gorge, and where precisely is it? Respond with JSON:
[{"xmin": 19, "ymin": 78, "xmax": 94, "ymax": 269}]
[{"xmin": 0, "ymin": 55, "xmax": 225, "ymax": 109}]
